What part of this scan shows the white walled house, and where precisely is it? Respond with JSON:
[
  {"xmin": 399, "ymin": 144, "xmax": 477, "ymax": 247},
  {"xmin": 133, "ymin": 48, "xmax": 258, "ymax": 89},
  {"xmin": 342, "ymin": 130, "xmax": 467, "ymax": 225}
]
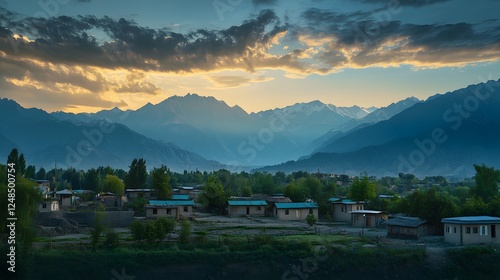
[
  {"xmin": 441, "ymin": 216, "xmax": 500, "ymax": 245},
  {"xmin": 330, "ymin": 198, "xmax": 365, "ymax": 222},
  {"xmin": 273, "ymin": 202, "xmax": 318, "ymax": 221},
  {"xmin": 38, "ymin": 200, "xmax": 59, "ymax": 212},
  {"xmin": 227, "ymin": 200, "xmax": 267, "ymax": 217},
  {"xmin": 146, "ymin": 200, "xmax": 194, "ymax": 220}
]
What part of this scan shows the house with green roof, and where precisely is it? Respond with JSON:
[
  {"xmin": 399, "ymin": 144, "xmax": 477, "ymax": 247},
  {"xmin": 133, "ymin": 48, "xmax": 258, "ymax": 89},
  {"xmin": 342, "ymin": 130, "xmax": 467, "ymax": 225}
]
[
  {"xmin": 273, "ymin": 202, "xmax": 318, "ymax": 221},
  {"xmin": 441, "ymin": 216, "xmax": 500, "ymax": 245},
  {"xmin": 329, "ymin": 198, "xmax": 365, "ymax": 223},
  {"xmin": 227, "ymin": 200, "xmax": 267, "ymax": 217},
  {"xmin": 146, "ymin": 200, "xmax": 195, "ymax": 220}
]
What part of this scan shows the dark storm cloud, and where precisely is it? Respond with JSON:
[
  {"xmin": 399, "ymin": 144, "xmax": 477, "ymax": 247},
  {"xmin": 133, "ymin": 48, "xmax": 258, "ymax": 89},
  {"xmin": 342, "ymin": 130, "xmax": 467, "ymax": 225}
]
[
  {"xmin": 298, "ymin": 7, "xmax": 500, "ymax": 68},
  {"xmin": 0, "ymin": 9, "xmax": 297, "ymax": 73},
  {"xmin": 1, "ymin": 5, "xmax": 500, "ymax": 77}
]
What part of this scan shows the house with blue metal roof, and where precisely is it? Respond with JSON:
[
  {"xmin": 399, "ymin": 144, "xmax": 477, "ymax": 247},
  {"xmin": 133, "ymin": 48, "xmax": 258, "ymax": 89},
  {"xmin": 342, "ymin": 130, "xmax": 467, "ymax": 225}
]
[
  {"xmin": 441, "ymin": 216, "xmax": 500, "ymax": 245},
  {"xmin": 273, "ymin": 202, "xmax": 318, "ymax": 221},
  {"xmin": 329, "ymin": 198, "xmax": 365, "ymax": 223},
  {"xmin": 146, "ymin": 200, "xmax": 195, "ymax": 220},
  {"xmin": 227, "ymin": 200, "xmax": 268, "ymax": 217}
]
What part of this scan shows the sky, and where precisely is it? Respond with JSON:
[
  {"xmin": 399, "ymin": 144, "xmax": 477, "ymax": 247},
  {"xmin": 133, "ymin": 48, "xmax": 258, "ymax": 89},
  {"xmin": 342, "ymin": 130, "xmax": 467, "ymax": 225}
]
[{"xmin": 0, "ymin": 0, "xmax": 499, "ymax": 113}]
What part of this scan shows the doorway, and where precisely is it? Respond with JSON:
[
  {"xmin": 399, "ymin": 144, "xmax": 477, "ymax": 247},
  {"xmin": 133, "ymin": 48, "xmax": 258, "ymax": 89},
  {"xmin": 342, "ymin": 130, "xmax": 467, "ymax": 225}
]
[
  {"xmin": 246, "ymin": 207, "xmax": 250, "ymax": 215},
  {"xmin": 492, "ymin": 225, "xmax": 496, "ymax": 238}
]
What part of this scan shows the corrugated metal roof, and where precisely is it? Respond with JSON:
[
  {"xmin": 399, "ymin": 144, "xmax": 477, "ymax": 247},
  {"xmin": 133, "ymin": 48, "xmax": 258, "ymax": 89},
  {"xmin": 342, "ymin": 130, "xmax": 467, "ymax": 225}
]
[
  {"xmin": 148, "ymin": 200, "xmax": 194, "ymax": 206},
  {"xmin": 171, "ymin": 194, "xmax": 190, "ymax": 200},
  {"xmin": 384, "ymin": 217, "xmax": 427, "ymax": 227},
  {"xmin": 441, "ymin": 216, "xmax": 500, "ymax": 224},
  {"xmin": 227, "ymin": 200, "xmax": 268, "ymax": 206},
  {"xmin": 274, "ymin": 202, "xmax": 318, "ymax": 209}
]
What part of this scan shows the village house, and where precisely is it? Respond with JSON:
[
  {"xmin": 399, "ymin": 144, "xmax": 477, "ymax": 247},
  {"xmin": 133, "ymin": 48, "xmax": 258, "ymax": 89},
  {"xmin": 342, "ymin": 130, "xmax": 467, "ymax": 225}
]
[
  {"xmin": 125, "ymin": 188, "xmax": 154, "ymax": 200},
  {"xmin": 38, "ymin": 200, "xmax": 59, "ymax": 212},
  {"xmin": 146, "ymin": 200, "xmax": 195, "ymax": 220},
  {"xmin": 384, "ymin": 216, "xmax": 428, "ymax": 239},
  {"xmin": 329, "ymin": 198, "xmax": 365, "ymax": 222},
  {"xmin": 227, "ymin": 200, "xmax": 267, "ymax": 217},
  {"xmin": 350, "ymin": 210, "xmax": 388, "ymax": 228},
  {"xmin": 55, "ymin": 189, "xmax": 75, "ymax": 208},
  {"xmin": 265, "ymin": 195, "xmax": 292, "ymax": 216},
  {"xmin": 273, "ymin": 202, "xmax": 318, "ymax": 221},
  {"xmin": 441, "ymin": 216, "xmax": 500, "ymax": 245}
]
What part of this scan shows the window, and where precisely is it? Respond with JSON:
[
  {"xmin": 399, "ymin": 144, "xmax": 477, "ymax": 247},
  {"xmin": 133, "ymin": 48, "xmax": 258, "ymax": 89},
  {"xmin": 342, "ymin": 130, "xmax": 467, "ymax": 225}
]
[
  {"xmin": 466, "ymin": 227, "xmax": 471, "ymax": 234},
  {"xmin": 42, "ymin": 203, "xmax": 47, "ymax": 209},
  {"xmin": 453, "ymin": 227, "xmax": 457, "ymax": 234},
  {"xmin": 473, "ymin": 227, "xmax": 478, "ymax": 234},
  {"xmin": 184, "ymin": 206, "xmax": 188, "ymax": 212},
  {"xmin": 285, "ymin": 209, "xmax": 289, "ymax": 215},
  {"xmin": 446, "ymin": 226, "xmax": 450, "ymax": 233},
  {"xmin": 257, "ymin": 206, "xmax": 261, "ymax": 211},
  {"xmin": 309, "ymin": 209, "xmax": 313, "ymax": 214},
  {"xmin": 167, "ymin": 209, "xmax": 171, "ymax": 214},
  {"xmin": 153, "ymin": 208, "xmax": 158, "ymax": 215},
  {"xmin": 480, "ymin": 225, "xmax": 488, "ymax": 236}
]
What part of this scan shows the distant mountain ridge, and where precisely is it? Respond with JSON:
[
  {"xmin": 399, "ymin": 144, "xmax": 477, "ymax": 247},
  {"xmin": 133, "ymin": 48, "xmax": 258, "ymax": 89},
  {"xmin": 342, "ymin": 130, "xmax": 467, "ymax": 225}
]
[
  {"xmin": 0, "ymin": 98, "xmax": 220, "ymax": 172},
  {"xmin": 257, "ymin": 79, "xmax": 500, "ymax": 178},
  {"xmin": 309, "ymin": 97, "xmax": 421, "ymax": 154},
  {"xmin": 51, "ymin": 94, "xmax": 382, "ymax": 166}
]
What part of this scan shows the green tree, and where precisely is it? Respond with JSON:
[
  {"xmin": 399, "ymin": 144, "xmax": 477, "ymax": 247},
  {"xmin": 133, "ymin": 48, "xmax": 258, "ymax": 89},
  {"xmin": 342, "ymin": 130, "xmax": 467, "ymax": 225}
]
[
  {"xmin": 348, "ymin": 176, "xmax": 376, "ymax": 202},
  {"xmin": 144, "ymin": 221, "xmax": 157, "ymax": 243},
  {"xmin": 241, "ymin": 185, "xmax": 252, "ymax": 197},
  {"xmin": 151, "ymin": 165, "xmax": 172, "ymax": 200},
  {"xmin": 394, "ymin": 188, "xmax": 460, "ymax": 233},
  {"xmin": 470, "ymin": 164, "xmax": 500, "ymax": 202},
  {"xmin": 36, "ymin": 167, "xmax": 47, "ymax": 180},
  {"xmin": 26, "ymin": 165, "xmax": 36, "ymax": 179},
  {"xmin": 130, "ymin": 220, "xmax": 145, "ymax": 242},
  {"xmin": 90, "ymin": 211, "xmax": 105, "ymax": 249},
  {"xmin": 199, "ymin": 176, "xmax": 226, "ymax": 212},
  {"xmin": 461, "ymin": 197, "xmax": 490, "ymax": 216},
  {"xmin": 179, "ymin": 220, "xmax": 191, "ymax": 243},
  {"xmin": 284, "ymin": 181, "xmax": 310, "ymax": 202},
  {"xmin": 125, "ymin": 158, "xmax": 147, "ymax": 189},
  {"xmin": 155, "ymin": 217, "xmax": 175, "ymax": 242},
  {"xmin": 18, "ymin": 153, "xmax": 26, "ymax": 176},
  {"xmin": 306, "ymin": 214, "xmax": 317, "ymax": 226},
  {"xmin": 83, "ymin": 168, "xmax": 102, "ymax": 192},
  {"xmin": 103, "ymin": 174, "xmax": 125, "ymax": 196},
  {"xmin": 104, "ymin": 229, "xmax": 120, "ymax": 248}
]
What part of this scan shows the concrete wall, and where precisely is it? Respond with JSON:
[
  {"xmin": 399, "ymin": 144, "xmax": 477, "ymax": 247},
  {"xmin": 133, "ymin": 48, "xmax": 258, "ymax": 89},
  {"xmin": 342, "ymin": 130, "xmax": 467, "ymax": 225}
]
[
  {"xmin": 444, "ymin": 223, "xmax": 500, "ymax": 245},
  {"xmin": 38, "ymin": 200, "xmax": 59, "ymax": 213},
  {"xmin": 332, "ymin": 203, "xmax": 364, "ymax": 222},
  {"xmin": 146, "ymin": 208, "xmax": 178, "ymax": 219},
  {"xmin": 274, "ymin": 208, "xmax": 318, "ymax": 221},
  {"xmin": 177, "ymin": 205, "xmax": 193, "ymax": 219},
  {"xmin": 228, "ymin": 205, "xmax": 266, "ymax": 217},
  {"xmin": 60, "ymin": 196, "xmax": 73, "ymax": 208}
]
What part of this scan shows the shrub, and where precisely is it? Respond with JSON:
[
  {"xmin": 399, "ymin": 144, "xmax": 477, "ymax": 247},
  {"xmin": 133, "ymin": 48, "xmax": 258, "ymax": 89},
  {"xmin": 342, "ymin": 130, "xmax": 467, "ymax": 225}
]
[
  {"xmin": 179, "ymin": 220, "xmax": 192, "ymax": 243},
  {"xmin": 306, "ymin": 214, "xmax": 317, "ymax": 226},
  {"xmin": 105, "ymin": 229, "xmax": 120, "ymax": 248}
]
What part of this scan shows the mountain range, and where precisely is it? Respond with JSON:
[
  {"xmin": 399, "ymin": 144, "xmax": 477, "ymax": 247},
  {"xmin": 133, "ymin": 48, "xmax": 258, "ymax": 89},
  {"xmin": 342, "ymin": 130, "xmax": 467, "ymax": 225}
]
[
  {"xmin": 258, "ymin": 79, "xmax": 500, "ymax": 178},
  {"xmin": 51, "ymin": 94, "xmax": 381, "ymax": 166},
  {"xmin": 2, "ymin": 78, "xmax": 498, "ymax": 178},
  {"xmin": 0, "ymin": 99, "xmax": 220, "ymax": 172}
]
